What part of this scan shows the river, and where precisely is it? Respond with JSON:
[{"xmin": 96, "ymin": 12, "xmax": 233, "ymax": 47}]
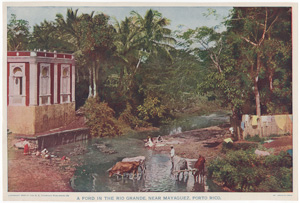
[{"xmin": 50, "ymin": 111, "xmax": 230, "ymax": 192}]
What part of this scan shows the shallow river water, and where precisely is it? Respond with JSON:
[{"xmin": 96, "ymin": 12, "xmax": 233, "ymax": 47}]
[{"xmin": 51, "ymin": 112, "xmax": 230, "ymax": 192}]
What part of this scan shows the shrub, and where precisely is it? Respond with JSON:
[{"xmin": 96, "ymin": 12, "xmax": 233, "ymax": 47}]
[
  {"xmin": 207, "ymin": 158, "xmax": 238, "ymax": 188},
  {"xmin": 276, "ymin": 167, "xmax": 293, "ymax": 191},
  {"xmin": 221, "ymin": 142, "xmax": 234, "ymax": 153},
  {"xmin": 118, "ymin": 102, "xmax": 150, "ymax": 128},
  {"xmin": 245, "ymin": 134, "xmax": 265, "ymax": 142},
  {"xmin": 263, "ymin": 151, "xmax": 292, "ymax": 168},
  {"xmin": 269, "ymin": 134, "xmax": 281, "ymax": 138},
  {"xmin": 222, "ymin": 142, "xmax": 258, "ymax": 153},
  {"xmin": 257, "ymin": 168, "xmax": 292, "ymax": 192},
  {"xmin": 83, "ymin": 97, "xmax": 122, "ymax": 137},
  {"xmin": 208, "ymin": 150, "xmax": 293, "ymax": 192},
  {"xmin": 137, "ymin": 96, "xmax": 168, "ymax": 126},
  {"xmin": 234, "ymin": 143, "xmax": 258, "ymax": 151}
]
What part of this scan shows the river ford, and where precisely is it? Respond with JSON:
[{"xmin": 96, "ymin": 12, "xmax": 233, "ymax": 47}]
[
  {"xmin": 8, "ymin": 111, "xmax": 292, "ymax": 192},
  {"xmin": 48, "ymin": 112, "xmax": 230, "ymax": 192}
]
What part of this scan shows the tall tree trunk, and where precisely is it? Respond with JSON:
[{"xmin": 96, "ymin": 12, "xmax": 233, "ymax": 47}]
[
  {"xmin": 269, "ymin": 73, "xmax": 273, "ymax": 92},
  {"xmin": 93, "ymin": 61, "xmax": 97, "ymax": 98},
  {"xmin": 255, "ymin": 55, "xmax": 262, "ymax": 117},
  {"xmin": 98, "ymin": 62, "xmax": 105, "ymax": 101},
  {"xmin": 88, "ymin": 67, "xmax": 93, "ymax": 98},
  {"xmin": 254, "ymin": 77, "xmax": 262, "ymax": 137},
  {"xmin": 76, "ymin": 67, "xmax": 80, "ymax": 83},
  {"xmin": 254, "ymin": 76, "xmax": 261, "ymax": 117},
  {"xmin": 118, "ymin": 66, "xmax": 124, "ymax": 92},
  {"xmin": 255, "ymin": 55, "xmax": 262, "ymax": 137}
]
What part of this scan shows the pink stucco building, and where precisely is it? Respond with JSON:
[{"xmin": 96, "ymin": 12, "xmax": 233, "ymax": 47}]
[{"xmin": 7, "ymin": 51, "xmax": 76, "ymax": 135}]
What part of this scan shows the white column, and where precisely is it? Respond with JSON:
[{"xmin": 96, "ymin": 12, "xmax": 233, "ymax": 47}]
[
  {"xmin": 8, "ymin": 76, "xmax": 13, "ymax": 105},
  {"xmin": 29, "ymin": 63, "xmax": 37, "ymax": 106},
  {"xmin": 8, "ymin": 65, "xmax": 13, "ymax": 103},
  {"xmin": 54, "ymin": 64, "xmax": 58, "ymax": 104},
  {"xmin": 72, "ymin": 65, "xmax": 75, "ymax": 102}
]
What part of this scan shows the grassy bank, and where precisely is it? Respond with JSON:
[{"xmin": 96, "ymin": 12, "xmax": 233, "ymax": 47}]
[{"xmin": 208, "ymin": 135, "xmax": 293, "ymax": 192}]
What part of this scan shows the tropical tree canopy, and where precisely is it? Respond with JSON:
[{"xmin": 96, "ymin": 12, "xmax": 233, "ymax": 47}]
[{"xmin": 7, "ymin": 7, "xmax": 292, "ymax": 131}]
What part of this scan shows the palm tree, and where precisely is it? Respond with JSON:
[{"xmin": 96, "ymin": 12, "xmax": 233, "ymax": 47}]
[
  {"xmin": 55, "ymin": 9, "xmax": 90, "ymax": 91},
  {"xmin": 80, "ymin": 12, "xmax": 115, "ymax": 98},
  {"xmin": 113, "ymin": 9, "xmax": 176, "ymax": 100},
  {"xmin": 57, "ymin": 9, "xmax": 98, "ymax": 89},
  {"xmin": 56, "ymin": 9, "xmax": 83, "ymax": 50},
  {"xmin": 131, "ymin": 9, "xmax": 176, "ymax": 56},
  {"xmin": 113, "ymin": 16, "xmax": 142, "ymax": 93}
]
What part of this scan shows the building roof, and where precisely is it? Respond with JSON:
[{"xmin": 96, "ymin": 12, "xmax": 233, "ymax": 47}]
[{"xmin": 7, "ymin": 51, "xmax": 74, "ymax": 60}]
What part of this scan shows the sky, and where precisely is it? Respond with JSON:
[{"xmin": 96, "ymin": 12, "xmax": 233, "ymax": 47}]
[{"xmin": 7, "ymin": 6, "xmax": 232, "ymax": 32}]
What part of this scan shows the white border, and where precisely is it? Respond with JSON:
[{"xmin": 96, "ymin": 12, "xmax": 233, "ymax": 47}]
[{"xmin": 1, "ymin": 1, "xmax": 299, "ymax": 203}]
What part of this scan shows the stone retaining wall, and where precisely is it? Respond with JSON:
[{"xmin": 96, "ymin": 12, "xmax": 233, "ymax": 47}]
[
  {"xmin": 8, "ymin": 102, "xmax": 75, "ymax": 135},
  {"xmin": 36, "ymin": 127, "xmax": 90, "ymax": 149}
]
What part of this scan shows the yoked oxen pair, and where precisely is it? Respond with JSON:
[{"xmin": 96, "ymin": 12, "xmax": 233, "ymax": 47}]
[{"xmin": 172, "ymin": 155, "xmax": 206, "ymax": 182}]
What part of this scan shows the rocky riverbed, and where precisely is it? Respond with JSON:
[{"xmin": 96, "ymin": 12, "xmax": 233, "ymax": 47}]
[
  {"xmin": 7, "ymin": 123, "xmax": 292, "ymax": 192},
  {"xmin": 151, "ymin": 126, "xmax": 231, "ymax": 162}
]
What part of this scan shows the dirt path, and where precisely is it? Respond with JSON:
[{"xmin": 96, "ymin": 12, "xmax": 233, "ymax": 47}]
[
  {"xmin": 7, "ymin": 135, "xmax": 75, "ymax": 192},
  {"xmin": 263, "ymin": 135, "xmax": 293, "ymax": 154}
]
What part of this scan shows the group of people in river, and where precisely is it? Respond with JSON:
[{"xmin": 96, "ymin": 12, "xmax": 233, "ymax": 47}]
[
  {"xmin": 145, "ymin": 135, "xmax": 163, "ymax": 148},
  {"xmin": 145, "ymin": 135, "xmax": 176, "ymax": 167}
]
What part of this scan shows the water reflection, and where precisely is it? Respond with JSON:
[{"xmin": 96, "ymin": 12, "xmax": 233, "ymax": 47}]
[
  {"xmin": 70, "ymin": 150, "xmax": 212, "ymax": 192},
  {"xmin": 62, "ymin": 113, "xmax": 229, "ymax": 192}
]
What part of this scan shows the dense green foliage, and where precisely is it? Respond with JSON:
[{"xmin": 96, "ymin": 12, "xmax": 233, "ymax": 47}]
[
  {"xmin": 83, "ymin": 97, "xmax": 122, "ymax": 137},
  {"xmin": 7, "ymin": 14, "xmax": 31, "ymax": 51},
  {"xmin": 118, "ymin": 102, "xmax": 148, "ymax": 128},
  {"xmin": 245, "ymin": 134, "xmax": 266, "ymax": 143},
  {"xmin": 208, "ymin": 150, "xmax": 292, "ymax": 192},
  {"xmin": 7, "ymin": 7, "xmax": 292, "ymax": 129},
  {"xmin": 137, "ymin": 96, "xmax": 168, "ymax": 126},
  {"xmin": 222, "ymin": 141, "xmax": 258, "ymax": 153},
  {"xmin": 179, "ymin": 7, "xmax": 292, "ymax": 118}
]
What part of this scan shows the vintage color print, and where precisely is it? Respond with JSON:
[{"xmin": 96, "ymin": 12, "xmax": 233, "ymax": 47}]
[{"xmin": 2, "ymin": 2, "xmax": 298, "ymax": 201}]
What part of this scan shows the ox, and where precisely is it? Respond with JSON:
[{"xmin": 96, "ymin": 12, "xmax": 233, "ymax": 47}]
[
  {"xmin": 122, "ymin": 156, "xmax": 146, "ymax": 173},
  {"xmin": 172, "ymin": 156, "xmax": 188, "ymax": 181},
  {"xmin": 193, "ymin": 155, "xmax": 206, "ymax": 183},
  {"xmin": 108, "ymin": 161, "xmax": 140, "ymax": 178}
]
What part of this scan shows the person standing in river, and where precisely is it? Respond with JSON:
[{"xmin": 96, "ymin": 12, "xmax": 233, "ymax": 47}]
[
  {"xmin": 170, "ymin": 146, "xmax": 175, "ymax": 168},
  {"xmin": 147, "ymin": 136, "xmax": 154, "ymax": 148}
]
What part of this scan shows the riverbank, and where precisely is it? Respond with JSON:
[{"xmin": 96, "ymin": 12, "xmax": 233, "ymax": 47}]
[
  {"xmin": 7, "ymin": 115, "xmax": 89, "ymax": 192},
  {"xmin": 152, "ymin": 125, "xmax": 231, "ymax": 162},
  {"xmin": 150, "ymin": 126, "xmax": 293, "ymax": 192},
  {"xmin": 7, "ymin": 134, "xmax": 77, "ymax": 192},
  {"xmin": 7, "ymin": 122, "xmax": 292, "ymax": 192},
  {"xmin": 151, "ymin": 126, "xmax": 292, "ymax": 161},
  {"xmin": 7, "ymin": 124, "xmax": 228, "ymax": 192}
]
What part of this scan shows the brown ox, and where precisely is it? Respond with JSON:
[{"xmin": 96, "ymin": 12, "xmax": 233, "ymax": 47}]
[
  {"xmin": 193, "ymin": 155, "xmax": 206, "ymax": 183},
  {"xmin": 108, "ymin": 161, "xmax": 140, "ymax": 178},
  {"xmin": 122, "ymin": 156, "xmax": 146, "ymax": 173}
]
